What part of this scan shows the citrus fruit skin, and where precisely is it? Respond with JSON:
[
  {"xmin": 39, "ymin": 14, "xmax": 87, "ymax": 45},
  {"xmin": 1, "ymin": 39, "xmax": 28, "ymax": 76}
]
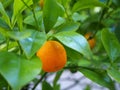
[
  {"xmin": 84, "ymin": 33, "xmax": 96, "ymax": 49},
  {"xmin": 37, "ymin": 41, "xmax": 67, "ymax": 72}
]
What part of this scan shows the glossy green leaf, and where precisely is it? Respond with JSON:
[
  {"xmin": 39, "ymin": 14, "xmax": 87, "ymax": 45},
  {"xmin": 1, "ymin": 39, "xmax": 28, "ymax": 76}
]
[
  {"xmin": 19, "ymin": 30, "xmax": 46, "ymax": 59},
  {"xmin": 0, "ymin": 52, "xmax": 42, "ymax": 90},
  {"xmin": 7, "ymin": 30, "xmax": 31, "ymax": 40},
  {"xmin": 72, "ymin": 0, "xmax": 105, "ymax": 12},
  {"xmin": 107, "ymin": 68, "xmax": 120, "ymax": 83},
  {"xmin": 80, "ymin": 69, "xmax": 114, "ymax": 89},
  {"xmin": 12, "ymin": 0, "xmax": 33, "ymax": 26},
  {"xmin": 43, "ymin": 0, "xmax": 64, "ymax": 32},
  {"xmin": 54, "ymin": 31, "xmax": 93, "ymax": 59},
  {"xmin": 54, "ymin": 22, "xmax": 80, "ymax": 33},
  {"xmin": 0, "ymin": 2, "xmax": 11, "ymax": 28},
  {"xmin": 101, "ymin": 29, "xmax": 120, "ymax": 62},
  {"xmin": 42, "ymin": 81, "xmax": 53, "ymax": 90}
]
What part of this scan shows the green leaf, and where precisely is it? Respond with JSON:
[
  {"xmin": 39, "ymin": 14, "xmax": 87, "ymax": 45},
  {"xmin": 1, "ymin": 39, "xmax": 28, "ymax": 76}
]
[
  {"xmin": 53, "ymin": 17, "xmax": 65, "ymax": 27},
  {"xmin": 54, "ymin": 31, "xmax": 93, "ymax": 59},
  {"xmin": 65, "ymin": 46, "xmax": 82, "ymax": 61},
  {"xmin": 80, "ymin": 69, "xmax": 114, "ymax": 89},
  {"xmin": 32, "ymin": 0, "xmax": 39, "ymax": 4},
  {"xmin": 72, "ymin": 0, "xmax": 105, "ymax": 12},
  {"xmin": 107, "ymin": 67, "xmax": 120, "ymax": 83},
  {"xmin": 12, "ymin": 0, "xmax": 33, "ymax": 26},
  {"xmin": 19, "ymin": 30, "xmax": 47, "ymax": 59},
  {"xmin": 101, "ymin": 29, "xmax": 120, "ymax": 62},
  {"xmin": 54, "ymin": 22, "xmax": 80, "ymax": 33},
  {"xmin": 24, "ymin": 11, "xmax": 43, "ymax": 28},
  {"xmin": 113, "ymin": 0, "xmax": 120, "ymax": 7},
  {"xmin": 0, "ymin": 52, "xmax": 42, "ymax": 90},
  {"xmin": 7, "ymin": 30, "xmax": 32, "ymax": 40},
  {"xmin": 42, "ymin": 81, "xmax": 53, "ymax": 90},
  {"xmin": 43, "ymin": 0, "xmax": 64, "ymax": 32},
  {"xmin": 0, "ymin": 33, "xmax": 5, "ymax": 44},
  {"xmin": 0, "ymin": 2, "xmax": 11, "ymax": 28},
  {"xmin": 0, "ymin": 74, "xmax": 8, "ymax": 90}
]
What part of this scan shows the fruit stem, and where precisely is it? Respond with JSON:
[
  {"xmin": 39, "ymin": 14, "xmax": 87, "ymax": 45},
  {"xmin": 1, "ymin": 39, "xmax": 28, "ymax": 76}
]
[{"xmin": 32, "ymin": 72, "xmax": 47, "ymax": 90}]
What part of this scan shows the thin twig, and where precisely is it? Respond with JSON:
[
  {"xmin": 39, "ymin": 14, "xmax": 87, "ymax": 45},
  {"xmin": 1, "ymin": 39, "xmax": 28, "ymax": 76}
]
[{"xmin": 32, "ymin": 72, "xmax": 47, "ymax": 90}]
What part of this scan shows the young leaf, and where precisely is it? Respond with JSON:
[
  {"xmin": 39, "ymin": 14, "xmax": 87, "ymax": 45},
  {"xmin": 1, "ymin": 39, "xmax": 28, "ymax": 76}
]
[
  {"xmin": 54, "ymin": 31, "xmax": 93, "ymax": 59},
  {"xmin": 19, "ymin": 30, "xmax": 47, "ymax": 59},
  {"xmin": 101, "ymin": 29, "xmax": 120, "ymax": 62},
  {"xmin": 0, "ymin": 2, "xmax": 11, "ymax": 28},
  {"xmin": 80, "ymin": 69, "xmax": 114, "ymax": 89},
  {"xmin": 72, "ymin": 0, "xmax": 105, "ymax": 12},
  {"xmin": 43, "ymin": 0, "xmax": 64, "ymax": 32},
  {"xmin": 42, "ymin": 81, "xmax": 53, "ymax": 90},
  {"xmin": 12, "ymin": 0, "xmax": 33, "ymax": 27},
  {"xmin": 0, "ymin": 52, "xmax": 42, "ymax": 90}
]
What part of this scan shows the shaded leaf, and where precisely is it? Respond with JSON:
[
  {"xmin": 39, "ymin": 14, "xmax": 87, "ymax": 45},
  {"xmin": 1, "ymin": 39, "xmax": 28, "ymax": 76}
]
[
  {"xmin": 0, "ymin": 74, "xmax": 8, "ymax": 90},
  {"xmin": 72, "ymin": 0, "xmax": 105, "ymax": 12},
  {"xmin": 101, "ymin": 29, "xmax": 120, "ymax": 62},
  {"xmin": 80, "ymin": 69, "xmax": 114, "ymax": 89},
  {"xmin": 107, "ymin": 67, "xmax": 120, "ymax": 83},
  {"xmin": 42, "ymin": 81, "xmax": 53, "ymax": 90}
]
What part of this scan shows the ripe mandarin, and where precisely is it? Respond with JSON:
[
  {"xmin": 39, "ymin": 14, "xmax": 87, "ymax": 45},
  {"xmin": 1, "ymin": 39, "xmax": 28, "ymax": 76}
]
[
  {"xmin": 84, "ymin": 32, "xmax": 96, "ymax": 49},
  {"xmin": 37, "ymin": 41, "xmax": 67, "ymax": 72}
]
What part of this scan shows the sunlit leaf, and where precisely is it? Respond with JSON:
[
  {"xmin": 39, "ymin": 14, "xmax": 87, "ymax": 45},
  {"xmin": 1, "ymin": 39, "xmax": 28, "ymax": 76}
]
[
  {"xmin": 19, "ymin": 30, "xmax": 47, "ymax": 59},
  {"xmin": 12, "ymin": 0, "xmax": 33, "ymax": 26},
  {"xmin": 54, "ymin": 31, "xmax": 93, "ymax": 59},
  {"xmin": 0, "ymin": 2, "xmax": 11, "ymax": 28},
  {"xmin": 0, "ymin": 52, "xmax": 42, "ymax": 90}
]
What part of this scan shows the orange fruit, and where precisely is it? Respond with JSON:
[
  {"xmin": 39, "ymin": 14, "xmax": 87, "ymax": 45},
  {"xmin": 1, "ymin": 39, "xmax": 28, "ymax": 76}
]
[
  {"xmin": 84, "ymin": 32, "xmax": 96, "ymax": 49},
  {"xmin": 39, "ymin": 0, "xmax": 44, "ymax": 8},
  {"xmin": 37, "ymin": 40, "xmax": 67, "ymax": 72}
]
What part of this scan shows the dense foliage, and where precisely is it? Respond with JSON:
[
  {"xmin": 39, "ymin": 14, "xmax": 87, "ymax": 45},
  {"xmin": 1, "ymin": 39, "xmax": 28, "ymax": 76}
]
[{"xmin": 0, "ymin": 0, "xmax": 120, "ymax": 90}]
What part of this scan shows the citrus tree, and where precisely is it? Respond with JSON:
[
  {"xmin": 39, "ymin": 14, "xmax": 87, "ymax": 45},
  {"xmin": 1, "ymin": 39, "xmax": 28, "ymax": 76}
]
[{"xmin": 0, "ymin": 0, "xmax": 120, "ymax": 90}]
